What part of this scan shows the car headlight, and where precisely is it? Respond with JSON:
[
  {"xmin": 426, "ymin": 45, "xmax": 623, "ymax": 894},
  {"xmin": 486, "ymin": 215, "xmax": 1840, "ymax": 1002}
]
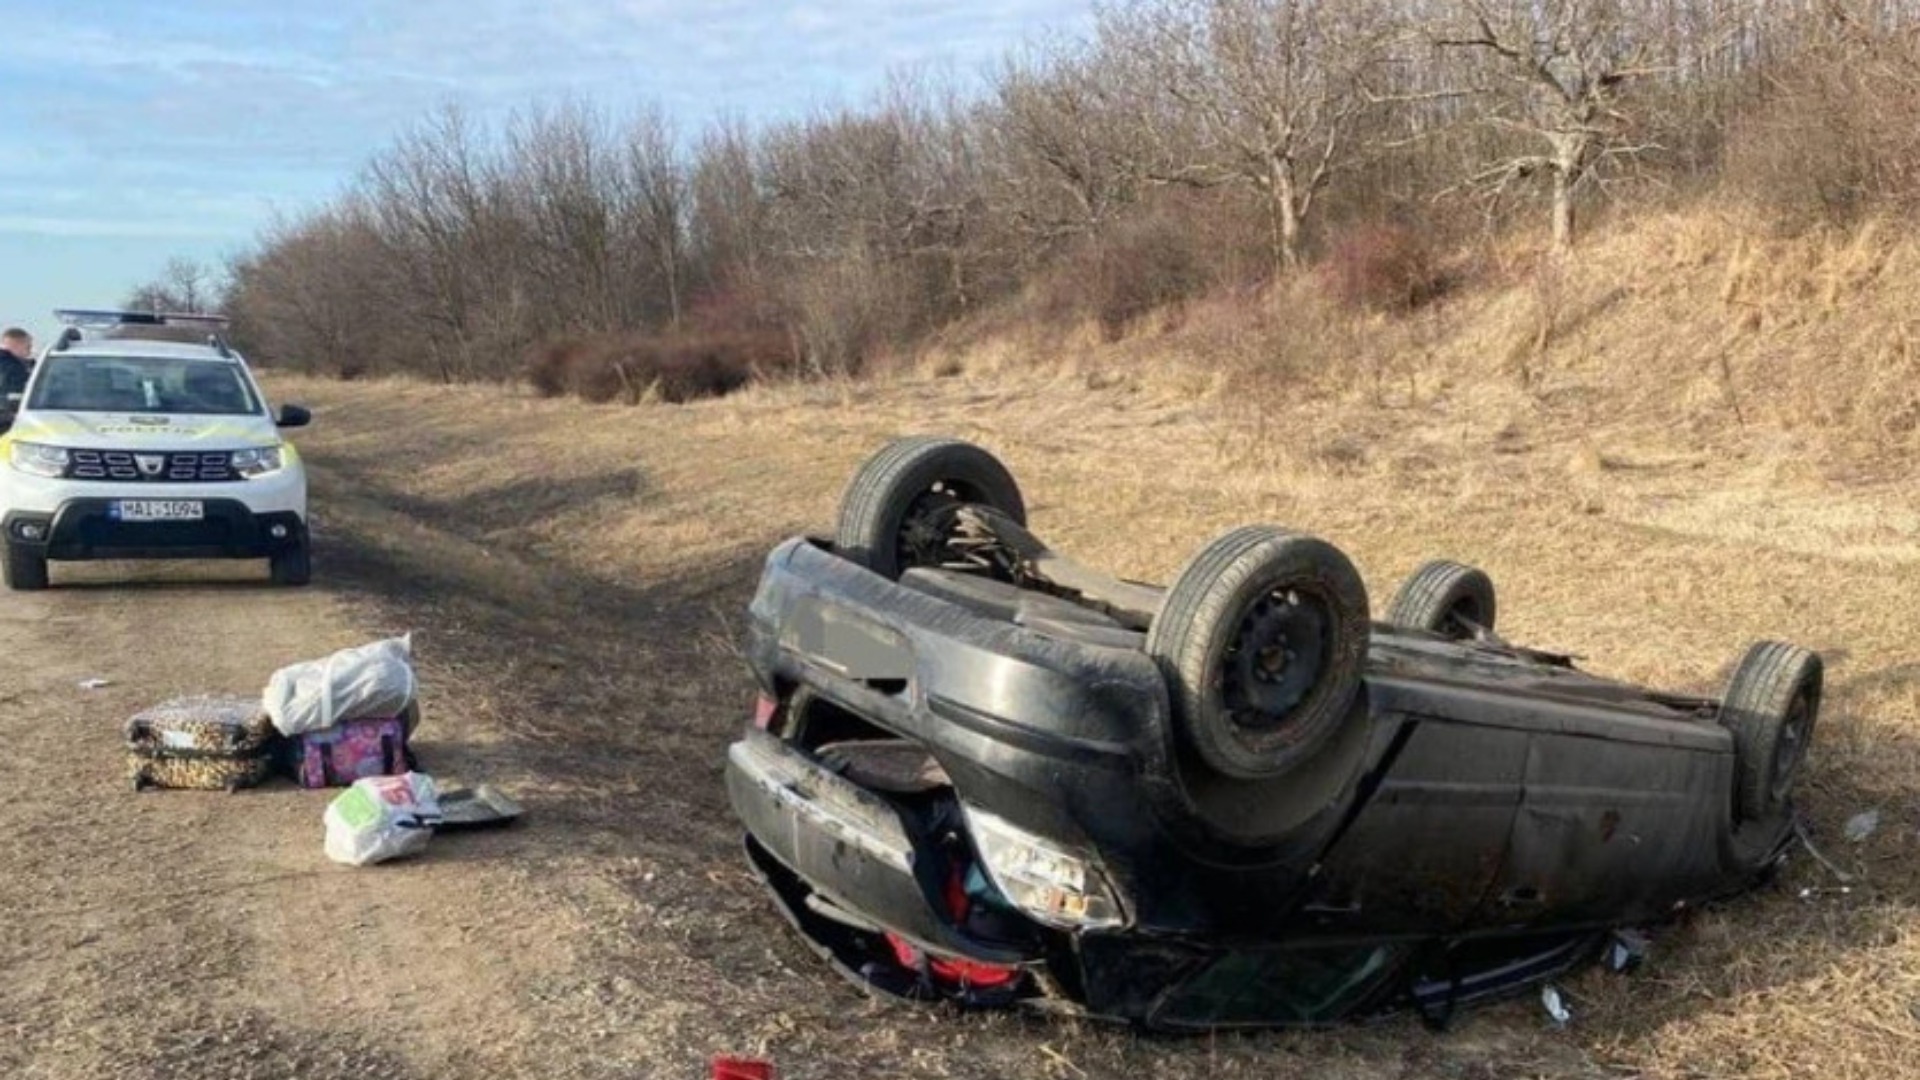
[
  {"xmin": 231, "ymin": 446, "xmax": 284, "ymax": 478},
  {"xmin": 963, "ymin": 804, "xmax": 1127, "ymax": 931},
  {"xmin": 8, "ymin": 442, "xmax": 69, "ymax": 478}
]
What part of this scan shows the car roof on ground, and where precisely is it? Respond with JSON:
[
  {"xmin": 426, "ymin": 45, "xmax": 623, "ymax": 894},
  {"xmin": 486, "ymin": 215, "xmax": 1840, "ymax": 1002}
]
[{"xmin": 54, "ymin": 339, "xmax": 240, "ymax": 363}]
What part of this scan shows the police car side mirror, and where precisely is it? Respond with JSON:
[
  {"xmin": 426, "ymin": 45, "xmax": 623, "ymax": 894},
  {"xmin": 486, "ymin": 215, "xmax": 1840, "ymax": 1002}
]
[{"xmin": 275, "ymin": 403, "xmax": 312, "ymax": 428}]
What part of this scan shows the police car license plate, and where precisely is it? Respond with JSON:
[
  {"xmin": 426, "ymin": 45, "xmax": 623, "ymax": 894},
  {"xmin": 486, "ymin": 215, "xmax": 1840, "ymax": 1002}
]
[{"xmin": 114, "ymin": 500, "xmax": 205, "ymax": 522}]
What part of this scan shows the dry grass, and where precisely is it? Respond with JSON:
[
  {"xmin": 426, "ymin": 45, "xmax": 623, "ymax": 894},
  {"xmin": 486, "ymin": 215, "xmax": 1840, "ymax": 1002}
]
[{"xmin": 259, "ymin": 209, "xmax": 1920, "ymax": 1078}]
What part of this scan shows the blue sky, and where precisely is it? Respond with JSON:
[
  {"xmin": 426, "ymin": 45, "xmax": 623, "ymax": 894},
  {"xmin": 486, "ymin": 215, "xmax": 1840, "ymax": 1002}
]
[{"xmin": 0, "ymin": 0, "xmax": 1090, "ymax": 343}]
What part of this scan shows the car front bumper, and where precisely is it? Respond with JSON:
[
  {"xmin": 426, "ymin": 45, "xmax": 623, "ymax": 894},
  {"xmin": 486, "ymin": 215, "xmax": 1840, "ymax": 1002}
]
[{"xmin": 3, "ymin": 498, "xmax": 307, "ymax": 561}]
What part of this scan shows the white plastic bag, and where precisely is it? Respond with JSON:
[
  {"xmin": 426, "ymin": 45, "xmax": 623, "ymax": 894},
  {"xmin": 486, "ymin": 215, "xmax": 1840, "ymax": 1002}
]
[
  {"xmin": 264, "ymin": 634, "xmax": 416, "ymax": 736},
  {"xmin": 323, "ymin": 772, "xmax": 442, "ymax": 867}
]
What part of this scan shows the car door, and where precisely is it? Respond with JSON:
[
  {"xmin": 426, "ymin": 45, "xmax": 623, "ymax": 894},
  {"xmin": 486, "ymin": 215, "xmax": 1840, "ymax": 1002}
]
[
  {"xmin": 1311, "ymin": 714, "xmax": 1527, "ymax": 933},
  {"xmin": 1487, "ymin": 707, "xmax": 1734, "ymax": 926}
]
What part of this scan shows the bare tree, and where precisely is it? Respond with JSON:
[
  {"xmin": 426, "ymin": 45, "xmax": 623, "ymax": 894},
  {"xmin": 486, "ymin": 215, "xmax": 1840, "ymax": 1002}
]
[
  {"xmin": 1100, "ymin": 0, "xmax": 1399, "ymax": 271},
  {"xmin": 362, "ymin": 105, "xmax": 527, "ymax": 380},
  {"xmin": 622, "ymin": 107, "xmax": 690, "ymax": 329},
  {"xmin": 226, "ymin": 203, "xmax": 391, "ymax": 375},
  {"xmin": 1436, "ymin": 0, "xmax": 1668, "ymax": 250},
  {"xmin": 989, "ymin": 44, "xmax": 1146, "ymax": 246},
  {"xmin": 125, "ymin": 256, "xmax": 218, "ymax": 313},
  {"xmin": 689, "ymin": 117, "xmax": 770, "ymax": 299},
  {"xmin": 505, "ymin": 102, "xmax": 624, "ymax": 332}
]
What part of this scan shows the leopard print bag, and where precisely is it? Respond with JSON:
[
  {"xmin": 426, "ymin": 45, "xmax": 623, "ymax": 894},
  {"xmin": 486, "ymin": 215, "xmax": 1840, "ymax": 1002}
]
[{"xmin": 125, "ymin": 696, "xmax": 280, "ymax": 792}]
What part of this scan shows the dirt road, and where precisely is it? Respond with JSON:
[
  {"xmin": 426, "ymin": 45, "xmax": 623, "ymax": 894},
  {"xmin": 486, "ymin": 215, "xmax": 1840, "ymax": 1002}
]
[{"xmin": 3, "ymin": 370, "xmax": 1914, "ymax": 1079}]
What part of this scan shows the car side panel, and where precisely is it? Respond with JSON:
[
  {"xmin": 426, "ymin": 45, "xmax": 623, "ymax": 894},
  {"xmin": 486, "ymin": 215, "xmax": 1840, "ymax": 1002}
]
[
  {"xmin": 1491, "ymin": 729, "xmax": 1734, "ymax": 926},
  {"xmin": 1311, "ymin": 719, "xmax": 1525, "ymax": 932}
]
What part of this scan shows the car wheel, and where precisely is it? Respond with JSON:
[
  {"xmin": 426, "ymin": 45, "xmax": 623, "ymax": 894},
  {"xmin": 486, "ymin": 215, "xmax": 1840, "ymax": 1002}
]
[
  {"xmin": 1385, "ymin": 559, "xmax": 1497, "ymax": 640},
  {"xmin": 835, "ymin": 436, "xmax": 1026, "ymax": 580},
  {"xmin": 2, "ymin": 541, "xmax": 48, "ymax": 591},
  {"xmin": 1721, "ymin": 641, "xmax": 1822, "ymax": 822},
  {"xmin": 269, "ymin": 528, "xmax": 312, "ymax": 587},
  {"xmin": 1147, "ymin": 526, "xmax": 1371, "ymax": 780}
]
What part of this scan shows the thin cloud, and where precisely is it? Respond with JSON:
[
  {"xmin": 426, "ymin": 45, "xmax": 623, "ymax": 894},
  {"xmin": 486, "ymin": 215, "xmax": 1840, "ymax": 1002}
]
[{"xmin": 0, "ymin": 215, "xmax": 223, "ymax": 239}]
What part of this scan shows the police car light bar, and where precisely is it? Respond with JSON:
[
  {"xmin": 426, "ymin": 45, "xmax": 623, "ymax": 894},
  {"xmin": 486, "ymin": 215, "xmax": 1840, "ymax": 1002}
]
[{"xmin": 53, "ymin": 308, "xmax": 230, "ymax": 329}]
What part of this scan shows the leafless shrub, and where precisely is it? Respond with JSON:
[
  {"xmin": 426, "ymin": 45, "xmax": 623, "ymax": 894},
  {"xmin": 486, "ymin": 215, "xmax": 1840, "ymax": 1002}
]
[
  {"xmin": 525, "ymin": 339, "xmax": 587, "ymax": 398},
  {"xmin": 524, "ymin": 331, "xmax": 792, "ymax": 405},
  {"xmin": 1031, "ymin": 202, "xmax": 1217, "ymax": 339},
  {"xmin": 1320, "ymin": 221, "xmax": 1447, "ymax": 312},
  {"xmin": 1721, "ymin": 18, "xmax": 1920, "ymax": 227}
]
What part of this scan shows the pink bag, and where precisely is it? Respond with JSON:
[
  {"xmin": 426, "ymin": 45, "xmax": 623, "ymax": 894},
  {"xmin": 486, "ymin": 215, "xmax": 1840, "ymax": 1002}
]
[{"xmin": 290, "ymin": 717, "xmax": 412, "ymax": 788}]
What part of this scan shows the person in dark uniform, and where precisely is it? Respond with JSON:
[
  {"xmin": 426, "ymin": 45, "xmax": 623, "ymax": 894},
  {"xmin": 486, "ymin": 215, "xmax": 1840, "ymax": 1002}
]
[{"xmin": 0, "ymin": 327, "xmax": 32, "ymax": 418}]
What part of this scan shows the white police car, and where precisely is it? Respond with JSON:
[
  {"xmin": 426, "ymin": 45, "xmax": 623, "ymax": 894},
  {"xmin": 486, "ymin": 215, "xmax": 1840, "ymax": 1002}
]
[{"xmin": 0, "ymin": 310, "xmax": 312, "ymax": 590}]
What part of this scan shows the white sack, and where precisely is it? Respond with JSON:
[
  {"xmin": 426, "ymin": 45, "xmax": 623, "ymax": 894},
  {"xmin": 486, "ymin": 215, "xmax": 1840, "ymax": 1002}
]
[{"xmin": 265, "ymin": 634, "xmax": 416, "ymax": 736}]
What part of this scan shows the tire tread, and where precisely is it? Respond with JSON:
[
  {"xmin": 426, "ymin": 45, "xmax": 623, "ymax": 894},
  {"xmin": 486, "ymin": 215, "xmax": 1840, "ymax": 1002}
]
[
  {"xmin": 835, "ymin": 437, "xmax": 1024, "ymax": 577},
  {"xmin": 1147, "ymin": 526, "xmax": 1370, "ymax": 779},
  {"xmin": 1385, "ymin": 559, "xmax": 1496, "ymax": 637},
  {"xmin": 2, "ymin": 541, "xmax": 48, "ymax": 591},
  {"xmin": 1720, "ymin": 640, "xmax": 1821, "ymax": 820}
]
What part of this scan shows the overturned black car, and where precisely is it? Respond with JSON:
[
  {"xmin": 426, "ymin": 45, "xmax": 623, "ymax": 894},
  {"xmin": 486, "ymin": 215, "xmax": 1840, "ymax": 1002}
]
[{"xmin": 724, "ymin": 437, "xmax": 1822, "ymax": 1030}]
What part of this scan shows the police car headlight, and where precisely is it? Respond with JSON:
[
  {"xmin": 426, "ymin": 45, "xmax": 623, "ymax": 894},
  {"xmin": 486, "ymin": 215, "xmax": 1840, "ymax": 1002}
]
[
  {"xmin": 231, "ymin": 446, "xmax": 284, "ymax": 478},
  {"xmin": 9, "ymin": 442, "xmax": 69, "ymax": 478},
  {"xmin": 963, "ymin": 804, "xmax": 1127, "ymax": 931}
]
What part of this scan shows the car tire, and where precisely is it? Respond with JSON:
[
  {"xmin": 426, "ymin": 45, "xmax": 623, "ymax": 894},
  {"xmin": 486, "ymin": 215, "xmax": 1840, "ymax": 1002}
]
[
  {"xmin": 1721, "ymin": 641, "xmax": 1822, "ymax": 822},
  {"xmin": 2, "ymin": 542, "xmax": 48, "ymax": 591},
  {"xmin": 1147, "ymin": 526, "xmax": 1371, "ymax": 780},
  {"xmin": 835, "ymin": 437, "xmax": 1026, "ymax": 580},
  {"xmin": 269, "ymin": 527, "xmax": 312, "ymax": 587},
  {"xmin": 1385, "ymin": 559, "xmax": 1497, "ymax": 640}
]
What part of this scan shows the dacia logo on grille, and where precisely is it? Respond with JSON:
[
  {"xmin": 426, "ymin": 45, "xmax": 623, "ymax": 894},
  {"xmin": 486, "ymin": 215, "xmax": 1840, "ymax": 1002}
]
[
  {"xmin": 129, "ymin": 416, "xmax": 170, "ymax": 427},
  {"xmin": 135, "ymin": 454, "xmax": 165, "ymax": 477}
]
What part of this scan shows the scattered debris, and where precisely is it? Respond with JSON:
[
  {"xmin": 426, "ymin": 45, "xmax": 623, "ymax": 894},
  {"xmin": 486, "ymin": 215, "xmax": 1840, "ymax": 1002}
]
[
  {"xmin": 1844, "ymin": 809, "xmax": 1881, "ymax": 843},
  {"xmin": 1541, "ymin": 983, "xmax": 1574, "ymax": 1028},
  {"xmin": 1793, "ymin": 816, "xmax": 1859, "ymax": 885},
  {"xmin": 1798, "ymin": 885, "xmax": 1854, "ymax": 902},
  {"xmin": 77, "ymin": 677, "xmax": 111, "ymax": 690},
  {"xmin": 710, "ymin": 1056, "xmax": 775, "ymax": 1080},
  {"xmin": 1039, "ymin": 1045, "xmax": 1087, "ymax": 1077},
  {"xmin": 1606, "ymin": 929, "xmax": 1650, "ymax": 974},
  {"xmin": 436, "ymin": 784, "xmax": 524, "ymax": 831}
]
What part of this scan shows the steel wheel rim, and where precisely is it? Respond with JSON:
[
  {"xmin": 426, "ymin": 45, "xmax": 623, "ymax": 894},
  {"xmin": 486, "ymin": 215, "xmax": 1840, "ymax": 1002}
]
[{"xmin": 1224, "ymin": 587, "xmax": 1330, "ymax": 732}]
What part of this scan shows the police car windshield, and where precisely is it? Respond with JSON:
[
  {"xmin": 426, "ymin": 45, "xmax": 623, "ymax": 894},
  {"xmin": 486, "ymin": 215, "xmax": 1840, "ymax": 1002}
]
[{"xmin": 28, "ymin": 355, "xmax": 261, "ymax": 416}]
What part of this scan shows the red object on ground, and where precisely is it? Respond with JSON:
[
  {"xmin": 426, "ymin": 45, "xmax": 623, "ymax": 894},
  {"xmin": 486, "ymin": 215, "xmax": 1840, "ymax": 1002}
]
[{"xmin": 712, "ymin": 1056, "xmax": 775, "ymax": 1080}]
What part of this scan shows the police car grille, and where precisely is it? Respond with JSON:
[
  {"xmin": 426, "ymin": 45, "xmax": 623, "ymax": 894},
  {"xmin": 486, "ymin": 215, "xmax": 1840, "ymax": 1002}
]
[{"xmin": 67, "ymin": 451, "xmax": 238, "ymax": 483}]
